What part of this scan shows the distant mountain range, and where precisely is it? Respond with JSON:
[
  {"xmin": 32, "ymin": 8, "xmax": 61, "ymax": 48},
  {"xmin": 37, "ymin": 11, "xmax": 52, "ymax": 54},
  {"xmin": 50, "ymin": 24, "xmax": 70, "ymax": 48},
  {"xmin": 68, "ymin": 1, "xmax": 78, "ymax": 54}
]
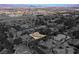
[{"xmin": 0, "ymin": 4, "xmax": 79, "ymax": 8}]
